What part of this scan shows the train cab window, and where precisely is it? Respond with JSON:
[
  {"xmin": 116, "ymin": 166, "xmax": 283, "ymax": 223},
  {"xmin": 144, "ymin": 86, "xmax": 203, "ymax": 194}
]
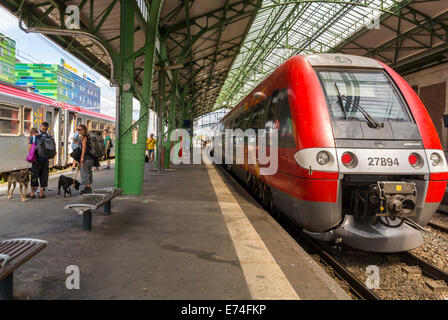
[
  {"xmin": 0, "ymin": 104, "xmax": 20, "ymax": 135},
  {"xmin": 317, "ymin": 70, "xmax": 411, "ymax": 123},
  {"xmin": 23, "ymin": 107, "xmax": 33, "ymax": 136},
  {"xmin": 264, "ymin": 89, "xmax": 295, "ymax": 148}
]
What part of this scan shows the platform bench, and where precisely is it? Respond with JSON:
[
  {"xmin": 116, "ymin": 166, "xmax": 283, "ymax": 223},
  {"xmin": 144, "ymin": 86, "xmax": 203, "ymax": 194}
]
[
  {"xmin": 64, "ymin": 188, "xmax": 123, "ymax": 230},
  {"xmin": 0, "ymin": 238, "xmax": 48, "ymax": 300}
]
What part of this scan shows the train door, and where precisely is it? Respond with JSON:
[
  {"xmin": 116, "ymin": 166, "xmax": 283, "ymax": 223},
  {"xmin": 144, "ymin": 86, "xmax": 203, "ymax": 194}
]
[
  {"xmin": 45, "ymin": 109, "xmax": 54, "ymax": 166},
  {"xmin": 62, "ymin": 109, "xmax": 69, "ymax": 166},
  {"xmin": 54, "ymin": 108, "xmax": 63, "ymax": 166},
  {"xmin": 68, "ymin": 113, "xmax": 76, "ymax": 154}
]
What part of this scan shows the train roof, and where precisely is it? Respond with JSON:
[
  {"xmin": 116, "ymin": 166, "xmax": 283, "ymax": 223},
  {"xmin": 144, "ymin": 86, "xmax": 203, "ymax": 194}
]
[
  {"xmin": 304, "ymin": 53, "xmax": 383, "ymax": 69},
  {"xmin": 0, "ymin": 82, "xmax": 115, "ymax": 122}
]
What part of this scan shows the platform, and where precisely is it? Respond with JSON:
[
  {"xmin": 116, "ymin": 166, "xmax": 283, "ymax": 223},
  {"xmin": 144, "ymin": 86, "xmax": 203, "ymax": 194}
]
[{"xmin": 0, "ymin": 163, "xmax": 350, "ymax": 300}]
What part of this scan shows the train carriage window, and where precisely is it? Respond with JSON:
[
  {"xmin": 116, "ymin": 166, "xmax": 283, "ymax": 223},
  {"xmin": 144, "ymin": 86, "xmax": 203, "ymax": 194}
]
[
  {"xmin": 23, "ymin": 107, "xmax": 33, "ymax": 136},
  {"xmin": 0, "ymin": 104, "xmax": 20, "ymax": 135}
]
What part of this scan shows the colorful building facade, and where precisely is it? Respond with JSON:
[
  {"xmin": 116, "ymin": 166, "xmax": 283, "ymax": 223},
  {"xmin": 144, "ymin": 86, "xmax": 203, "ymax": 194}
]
[
  {"xmin": 0, "ymin": 33, "xmax": 16, "ymax": 84},
  {"xmin": 15, "ymin": 59, "xmax": 101, "ymax": 112}
]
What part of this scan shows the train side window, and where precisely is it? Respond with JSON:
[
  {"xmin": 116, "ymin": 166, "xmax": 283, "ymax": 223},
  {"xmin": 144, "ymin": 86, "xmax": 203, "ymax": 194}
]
[
  {"xmin": 23, "ymin": 107, "xmax": 33, "ymax": 136},
  {"xmin": 264, "ymin": 89, "xmax": 295, "ymax": 148},
  {"xmin": 0, "ymin": 104, "xmax": 20, "ymax": 135},
  {"xmin": 276, "ymin": 90, "xmax": 295, "ymax": 148}
]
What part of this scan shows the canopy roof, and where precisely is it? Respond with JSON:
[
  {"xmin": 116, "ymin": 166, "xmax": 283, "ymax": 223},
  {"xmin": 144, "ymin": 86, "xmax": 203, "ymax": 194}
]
[
  {"xmin": 1, "ymin": 0, "xmax": 446, "ymax": 118},
  {"xmin": 216, "ymin": 0, "xmax": 447, "ymax": 109}
]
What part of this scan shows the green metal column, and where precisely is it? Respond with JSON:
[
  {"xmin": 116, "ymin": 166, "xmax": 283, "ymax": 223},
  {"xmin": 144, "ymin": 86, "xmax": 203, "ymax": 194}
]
[
  {"xmin": 116, "ymin": 0, "xmax": 163, "ymax": 194},
  {"xmin": 116, "ymin": 1, "xmax": 136, "ymax": 193},
  {"xmin": 136, "ymin": 0, "xmax": 164, "ymax": 184}
]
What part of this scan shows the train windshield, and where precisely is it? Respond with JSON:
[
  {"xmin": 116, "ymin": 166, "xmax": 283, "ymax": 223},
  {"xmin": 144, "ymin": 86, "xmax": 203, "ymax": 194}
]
[{"xmin": 317, "ymin": 70, "xmax": 411, "ymax": 123}]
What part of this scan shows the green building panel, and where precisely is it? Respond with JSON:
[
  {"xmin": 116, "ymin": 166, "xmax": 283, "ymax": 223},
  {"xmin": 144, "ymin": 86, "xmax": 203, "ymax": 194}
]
[
  {"xmin": 15, "ymin": 61, "xmax": 101, "ymax": 112},
  {"xmin": 0, "ymin": 33, "xmax": 16, "ymax": 84}
]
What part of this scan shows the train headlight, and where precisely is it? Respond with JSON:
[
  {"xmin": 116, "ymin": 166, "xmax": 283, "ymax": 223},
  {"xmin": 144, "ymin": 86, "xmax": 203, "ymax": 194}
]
[
  {"xmin": 430, "ymin": 152, "xmax": 441, "ymax": 166},
  {"xmin": 316, "ymin": 151, "xmax": 330, "ymax": 165}
]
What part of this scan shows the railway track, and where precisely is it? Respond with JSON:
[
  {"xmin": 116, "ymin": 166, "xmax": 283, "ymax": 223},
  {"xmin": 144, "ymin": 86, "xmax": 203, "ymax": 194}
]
[
  {"xmin": 220, "ymin": 165, "xmax": 448, "ymax": 299},
  {"xmin": 278, "ymin": 216, "xmax": 381, "ymax": 300},
  {"xmin": 427, "ymin": 222, "xmax": 448, "ymax": 234},
  {"xmin": 399, "ymin": 252, "xmax": 448, "ymax": 284}
]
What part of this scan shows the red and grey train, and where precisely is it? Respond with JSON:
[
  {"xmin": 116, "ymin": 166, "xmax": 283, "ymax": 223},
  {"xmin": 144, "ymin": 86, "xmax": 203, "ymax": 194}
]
[
  {"xmin": 216, "ymin": 53, "xmax": 448, "ymax": 252},
  {"xmin": 0, "ymin": 81, "xmax": 115, "ymax": 179}
]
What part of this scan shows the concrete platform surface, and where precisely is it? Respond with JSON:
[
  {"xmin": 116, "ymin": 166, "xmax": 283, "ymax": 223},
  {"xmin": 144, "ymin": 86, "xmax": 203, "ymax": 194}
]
[{"xmin": 0, "ymin": 163, "xmax": 350, "ymax": 300}]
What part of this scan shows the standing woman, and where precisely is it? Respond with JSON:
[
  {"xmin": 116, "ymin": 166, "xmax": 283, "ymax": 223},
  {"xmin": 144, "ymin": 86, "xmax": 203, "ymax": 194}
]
[
  {"xmin": 27, "ymin": 128, "xmax": 39, "ymax": 199},
  {"xmin": 78, "ymin": 124, "xmax": 94, "ymax": 195}
]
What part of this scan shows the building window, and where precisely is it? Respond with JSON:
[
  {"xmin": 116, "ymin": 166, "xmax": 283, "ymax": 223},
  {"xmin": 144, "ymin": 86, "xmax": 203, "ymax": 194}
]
[
  {"xmin": 91, "ymin": 121, "xmax": 98, "ymax": 130},
  {"xmin": 0, "ymin": 104, "xmax": 20, "ymax": 135},
  {"xmin": 23, "ymin": 107, "xmax": 33, "ymax": 136},
  {"xmin": 99, "ymin": 123, "xmax": 105, "ymax": 130}
]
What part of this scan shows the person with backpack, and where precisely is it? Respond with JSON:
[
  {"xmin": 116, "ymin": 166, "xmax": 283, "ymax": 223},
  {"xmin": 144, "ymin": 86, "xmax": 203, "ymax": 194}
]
[
  {"xmin": 78, "ymin": 124, "xmax": 95, "ymax": 195},
  {"xmin": 103, "ymin": 129, "xmax": 113, "ymax": 170},
  {"xmin": 29, "ymin": 122, "xmax": 54, "ymax": 199}
]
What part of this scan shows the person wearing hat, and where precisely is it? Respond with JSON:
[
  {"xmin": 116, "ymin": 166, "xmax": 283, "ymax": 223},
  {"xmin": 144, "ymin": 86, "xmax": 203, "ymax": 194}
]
[{"xmin": 103, "ymin": 129, "xmax": 112, "ymax": 170}]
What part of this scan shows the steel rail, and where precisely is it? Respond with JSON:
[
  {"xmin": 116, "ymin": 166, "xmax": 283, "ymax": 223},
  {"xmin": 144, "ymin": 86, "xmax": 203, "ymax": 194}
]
[
  {"xmin": 427, "ymin": 222, "xmax": 448, "ymax": 234},
  {"xmin": 399, "ymin": 252, "xmax": 448, "ymax": 284},
  {"xmin": 279, "ymin": 217, "xmax": 381, "ymax": 300}
]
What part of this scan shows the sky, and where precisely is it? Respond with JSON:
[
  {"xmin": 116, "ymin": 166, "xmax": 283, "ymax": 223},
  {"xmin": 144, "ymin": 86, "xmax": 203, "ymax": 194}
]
[{"xmin": 0, "ymin": 5, "xmax": 158, "ymax": 132}]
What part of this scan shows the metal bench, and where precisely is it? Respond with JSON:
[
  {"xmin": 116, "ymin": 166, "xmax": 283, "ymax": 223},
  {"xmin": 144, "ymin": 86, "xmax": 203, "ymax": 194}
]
[
  {"xmin": 64, "ymin": 188, "xmax": 123, "ymax": 230},
  {"xmin": 0, "ymin": 238, "xmax": 47, "ymax": 299}
]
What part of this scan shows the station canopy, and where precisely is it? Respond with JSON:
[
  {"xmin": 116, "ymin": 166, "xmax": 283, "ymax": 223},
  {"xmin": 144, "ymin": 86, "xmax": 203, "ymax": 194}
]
[{"xmin": 2, "ymin": 0, "xmax": 447, "ymax": 118}]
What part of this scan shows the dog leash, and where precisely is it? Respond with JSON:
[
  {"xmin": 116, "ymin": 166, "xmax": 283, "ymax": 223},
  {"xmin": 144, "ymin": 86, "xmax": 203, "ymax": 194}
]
[{"xmin": 71, "ymin": 167, "xmax": 80, "ymax": 187}]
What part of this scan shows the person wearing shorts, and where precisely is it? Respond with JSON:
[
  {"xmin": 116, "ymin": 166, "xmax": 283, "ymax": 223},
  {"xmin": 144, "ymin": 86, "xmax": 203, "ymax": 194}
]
[{"xmin": 146, "ymin": 133, "xmax": 156, "ymax": 163}]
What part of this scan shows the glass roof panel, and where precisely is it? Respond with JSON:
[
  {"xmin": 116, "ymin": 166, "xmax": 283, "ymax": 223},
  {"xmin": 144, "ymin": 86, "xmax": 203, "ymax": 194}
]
[{"xmin": 215, "ymin": 0, "xmax": 402, "ymax": 108}]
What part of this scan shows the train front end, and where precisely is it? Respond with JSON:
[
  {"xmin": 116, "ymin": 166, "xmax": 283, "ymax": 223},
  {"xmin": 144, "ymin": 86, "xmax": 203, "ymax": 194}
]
[{"xmin": 295, "ymin": 54, "xmax": 448, "ymax": 252}]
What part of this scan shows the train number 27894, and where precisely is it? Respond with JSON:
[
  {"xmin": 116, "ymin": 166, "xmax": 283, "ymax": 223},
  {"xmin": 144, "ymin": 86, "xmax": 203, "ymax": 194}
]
[{"xmin": 368, "ymin": 157, "xmax": 399, "ymax": 166}]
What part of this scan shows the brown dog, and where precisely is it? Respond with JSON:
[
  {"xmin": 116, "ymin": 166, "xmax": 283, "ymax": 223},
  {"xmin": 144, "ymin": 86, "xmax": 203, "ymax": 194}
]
[{"xmin": 7, "ymin": 170, "xmax": 30, "ymax": 202}]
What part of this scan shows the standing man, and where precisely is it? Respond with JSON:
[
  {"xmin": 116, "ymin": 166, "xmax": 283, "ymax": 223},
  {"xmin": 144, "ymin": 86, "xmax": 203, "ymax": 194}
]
[
  {"xmin": 29, "ymin": 122, "xmax": 50, "ymax": 199},
  {"xmin": 103, "ymin": 129, "xmax": 112, "ymax": 170},
  {"xmin": 146, "ymin": 133, "xmax": 156, "ymax": 163}
]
